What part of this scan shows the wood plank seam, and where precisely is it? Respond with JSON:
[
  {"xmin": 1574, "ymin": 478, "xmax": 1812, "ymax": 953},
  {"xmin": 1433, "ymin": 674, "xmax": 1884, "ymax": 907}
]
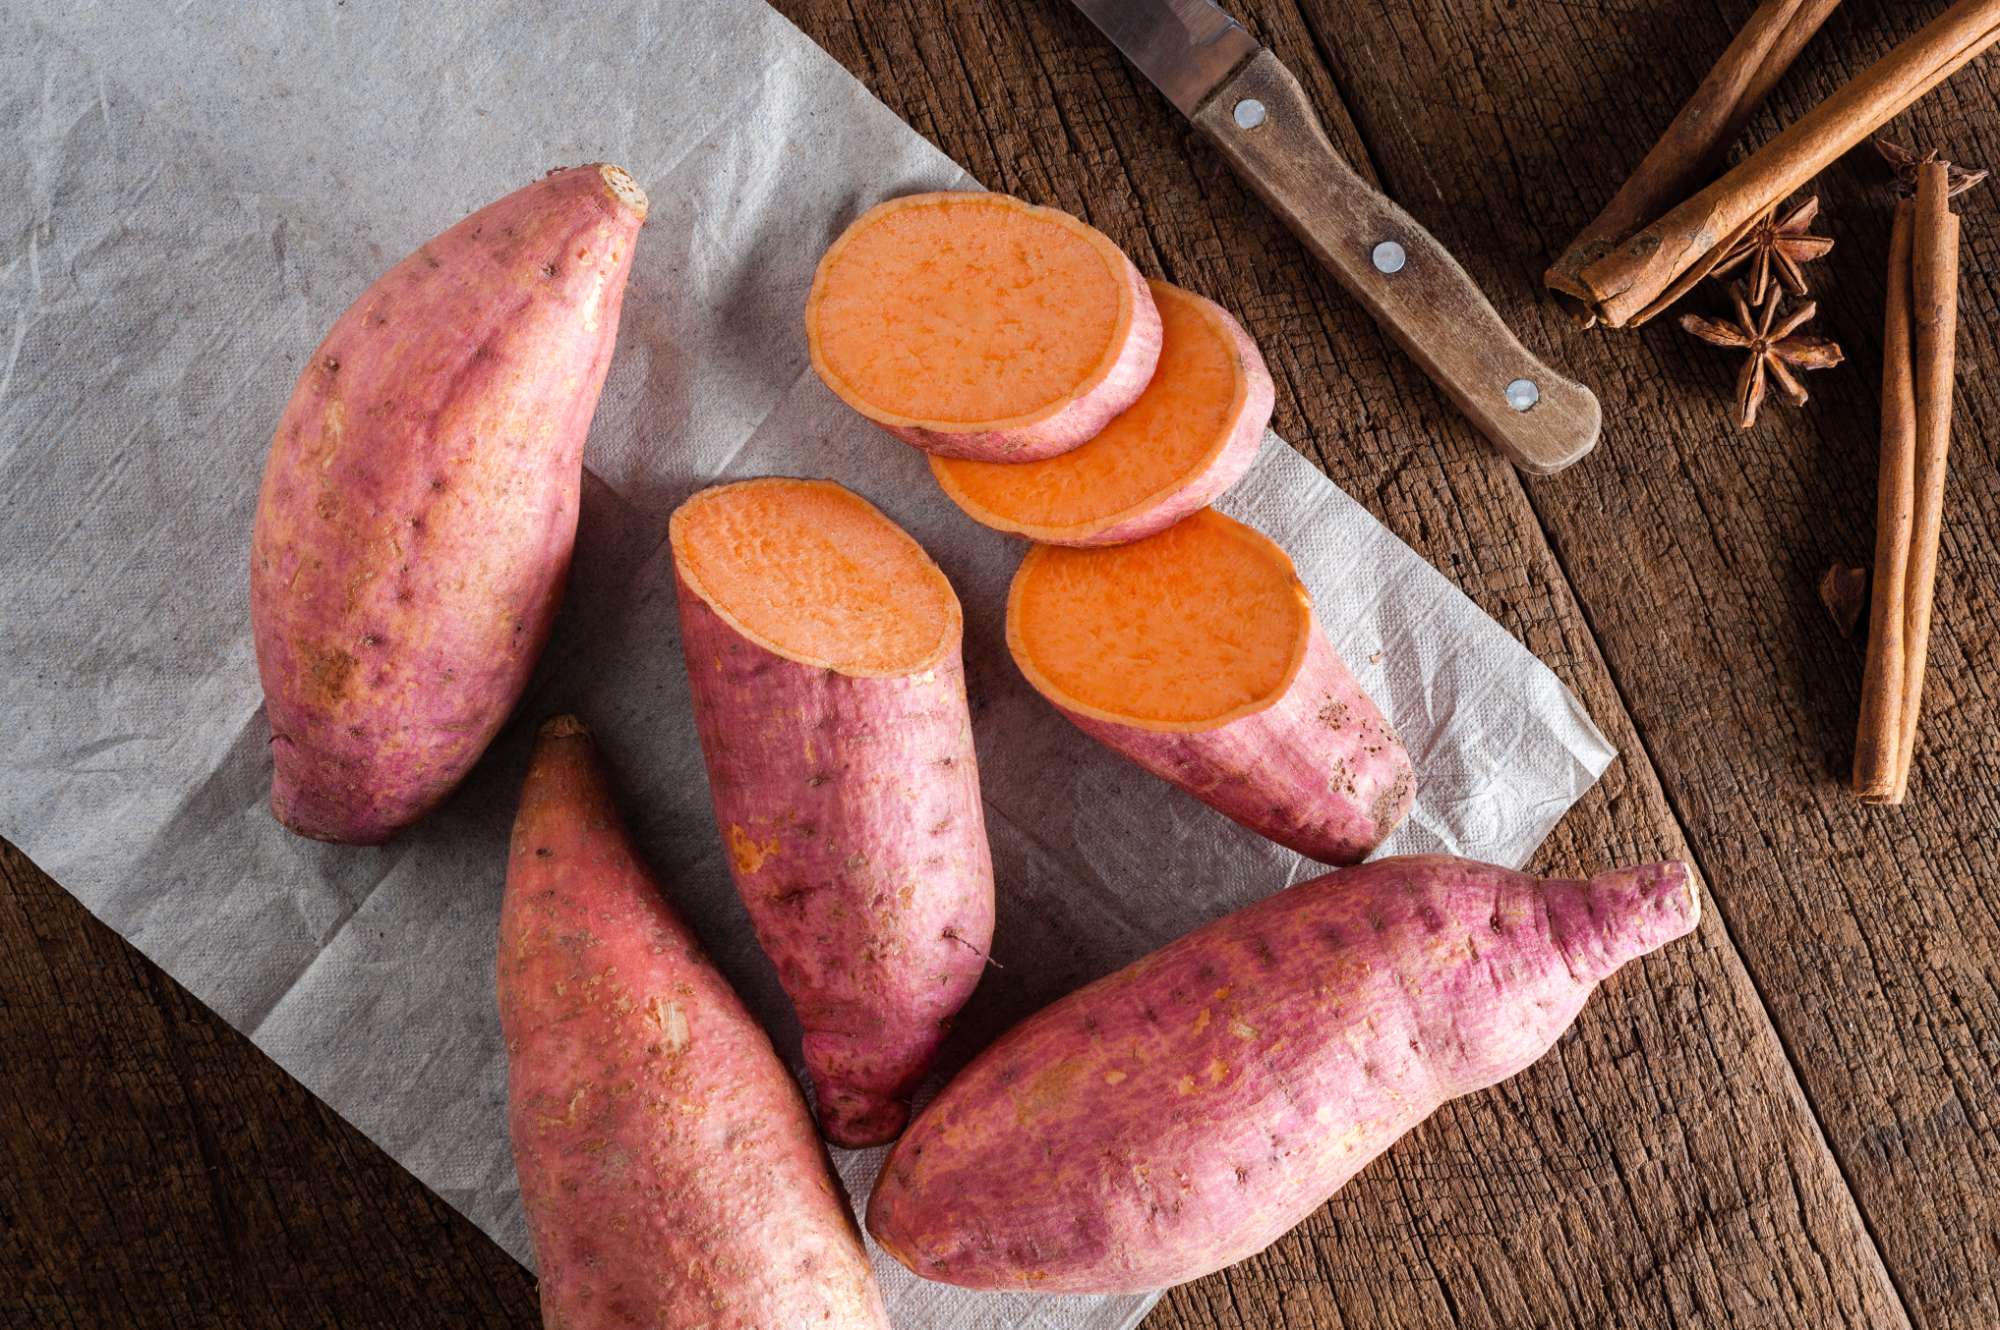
[{"xmin": 1519, "ymin": 484, "xmax": 1921, "ymax": 1329}]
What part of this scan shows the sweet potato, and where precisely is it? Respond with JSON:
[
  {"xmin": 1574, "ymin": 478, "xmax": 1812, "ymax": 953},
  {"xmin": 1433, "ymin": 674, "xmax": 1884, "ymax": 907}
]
[
  {"xmin": 1007, "ymin": 508, "xmax": 1413, "ymax": 863},
  {"xmin": 931, "ymin": 281, "xmax": 1273, "ymax": 545},
  {"xmin": 500, "ymin": 717, "xmax": 890, "ymax": 1330},
  {"xmin": 671, "ymin": 478, "xmax": 996, "ymax": 1147},
  {"xmin": 250, "ymin": 164, "xmax": 646, "ymax": 844},
  {"xmin": 869, "ymin": 853, "xmax": 1700, "ymax": 1294},
  {"xmin": 806, "ymin": 192, "xmax": 1162, "ymax": 462}
]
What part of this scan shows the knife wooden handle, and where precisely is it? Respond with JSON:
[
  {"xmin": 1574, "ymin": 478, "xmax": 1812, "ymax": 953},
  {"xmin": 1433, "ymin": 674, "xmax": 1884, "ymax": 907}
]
[{"xmin": 1193, "ymin": 50, "xmax": 1599, "ymax": 474}]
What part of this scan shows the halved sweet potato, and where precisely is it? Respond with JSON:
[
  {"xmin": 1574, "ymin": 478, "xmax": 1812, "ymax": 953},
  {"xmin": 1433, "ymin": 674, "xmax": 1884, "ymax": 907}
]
[
  {"xmin": 806, "ymin": 192, "xmax": 1161, "ymax": 462},
  {"xmin": 672, "ymin": 478, "xmax": 996, "ymax": 1146},
  {"xmin": 931, "ymin": 281, "xmax": 1272, "ymax": 545},
  {"xmin": 1008, "ymin": 508, "xmax": 1413, "ymax": 863}
]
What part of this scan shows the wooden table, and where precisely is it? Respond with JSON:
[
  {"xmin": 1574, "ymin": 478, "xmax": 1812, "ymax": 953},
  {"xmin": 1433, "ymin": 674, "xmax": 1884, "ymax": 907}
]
[{"xmin": 6, "ymin": 1, "xmax": 1997, "ymax": 1325}]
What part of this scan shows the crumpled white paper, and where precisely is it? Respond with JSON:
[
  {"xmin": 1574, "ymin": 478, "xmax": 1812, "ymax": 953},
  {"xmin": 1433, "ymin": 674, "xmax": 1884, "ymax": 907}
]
[{"xmin": 0, "ymin": 3, "xmax": 1613, "ymax": 1327}]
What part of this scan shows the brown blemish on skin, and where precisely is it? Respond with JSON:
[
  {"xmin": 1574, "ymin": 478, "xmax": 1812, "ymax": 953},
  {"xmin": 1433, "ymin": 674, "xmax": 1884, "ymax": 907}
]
[
  {"xmin": 769, "ymin": 886, "xmax": 814, "ymax": 911},
  {"xmin": 304, "ymin": 645, "xmax": 358, "ymax": 703}
]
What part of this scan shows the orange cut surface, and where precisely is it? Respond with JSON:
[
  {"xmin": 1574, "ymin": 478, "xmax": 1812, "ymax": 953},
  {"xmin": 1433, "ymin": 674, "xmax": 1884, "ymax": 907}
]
[
  {"xmin": 672, "ymin": 478, "xmax": 959, "ymax": 676},
  {"xmin": 931, "ymin": 282, "xmax": 1248, "ymax": 539},
  {"xmin": 1007, "ymin": 509, "xmax": 1312, "ymax": 730},
  {"xmin": 807, "ymin": 193, "xmax": 1138, "ymax": 429}
]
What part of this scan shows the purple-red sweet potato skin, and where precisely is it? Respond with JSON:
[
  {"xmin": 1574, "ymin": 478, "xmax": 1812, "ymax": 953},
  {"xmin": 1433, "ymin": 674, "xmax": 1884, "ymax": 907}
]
[
  {"xmin": 250, "ymin": 165, "xmax": 643, "ymax": 844},
  {"xmin": 499, "ymin": 719, "xmax": 889, "ymax": 1330},
  {"xmin": 1064, "ymin": 623, "xmax": 1413, "ymax": 864},
  {"xmin": 674, "ymin": 571, "xmax": 996, "ymax": 1147},
  {"xmin": 868, "ymin": 854, "xmax": 1699, "ymax": 1293}
]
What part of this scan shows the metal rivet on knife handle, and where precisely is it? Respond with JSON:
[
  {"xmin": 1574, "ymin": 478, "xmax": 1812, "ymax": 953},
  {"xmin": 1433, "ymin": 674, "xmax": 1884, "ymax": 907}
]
[
  {"xmin": 1233, "ymin": 98, "xmax": 1266, "ymax": 129},
  {"xmin": 1371, "ymin": 241, "xmax": 1406, "ymax": 274},
  {"xmin": 1505, "ymin": 379, "xmax": 1540, "ymax": 412}
]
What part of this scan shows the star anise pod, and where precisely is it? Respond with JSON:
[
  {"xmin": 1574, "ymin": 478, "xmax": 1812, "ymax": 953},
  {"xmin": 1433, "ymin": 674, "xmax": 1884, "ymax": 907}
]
[
  {"xmin": 1708, "ymin": 196, "xmax": 1834, "ymax": 304},
  {"xmin": 1875, "ymin": 138, "xmax": 1989, "ymax": 199},
  {"xmin": 1679, "ymin": 284, "xmax": 1845, "ymax": 430}
]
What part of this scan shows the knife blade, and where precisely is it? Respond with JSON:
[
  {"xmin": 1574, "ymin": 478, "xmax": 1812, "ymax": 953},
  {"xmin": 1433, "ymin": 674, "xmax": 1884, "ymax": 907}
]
[{"xmin": 1067, "ymin": 0, "xmax": 1599, "ymax": 474}]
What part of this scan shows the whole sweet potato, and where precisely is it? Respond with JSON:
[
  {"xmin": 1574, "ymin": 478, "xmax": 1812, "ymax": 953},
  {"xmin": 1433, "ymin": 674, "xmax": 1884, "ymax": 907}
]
[
  {"xmin": 250, "ymin": 164, "xmax": 647, "ymax": 844},
  {"xmin": 868, "ymin": 853, "xmax": 1700, "ymax": 1293},
  {"xmin": 500, "ymin": 717, "xmax": 890, "ymax": 1330},
  {"xmin": 672, "ymin": 478, "xmax": 996, "ymax": 1147}
]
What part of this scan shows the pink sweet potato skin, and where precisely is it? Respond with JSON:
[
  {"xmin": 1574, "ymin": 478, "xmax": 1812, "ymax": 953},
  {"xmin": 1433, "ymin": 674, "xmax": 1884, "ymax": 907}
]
[
  {"xmin": 1061, "ymin": 623, "xmax": 1413, "ymax": 864},
  {"xmin": 868, "ymin": 853, "xmax": 1700, "ymax": 1294},
  {"xmin": 250, "ymin": 165, "xmax": 644, "ymax": 844},
  {"xmin": 499, "ymin": 718, "xmax": 890, "ymax": 1330},
  {"xmin": 886, "ymin": 258, "xmax": 1162, "ymax": 463},
  {"xmin": 673, "ymin": 570, "xmax": 996, "ymax": 1147}
]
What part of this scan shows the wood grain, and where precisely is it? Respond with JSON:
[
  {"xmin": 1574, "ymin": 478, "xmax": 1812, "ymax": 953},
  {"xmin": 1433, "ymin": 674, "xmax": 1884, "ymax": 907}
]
[
  {"xmin": 0, "ymin": 841, "xmax": 540, "ymax": 1328},
  {"xmin": 1261, "ymin": 0, "xmax": 1999, "ymax": 1323},
  {"xmin": 5, "ymin": 1, "xmax": 1997, "ymax": 1327}
]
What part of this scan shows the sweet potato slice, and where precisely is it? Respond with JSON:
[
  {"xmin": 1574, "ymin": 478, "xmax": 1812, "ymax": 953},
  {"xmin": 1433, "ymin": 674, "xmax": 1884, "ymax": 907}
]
[
  {"xmin": 1008, "ymin": 508, "xmax": 1413, "ymax": 863},
  {"xmin": 806, "ymin": 192, "xmax": 1162, "ymax": 462},
  {"xmin": 672, "ymin": 478, "xmax": 996, "ymax": 1146},
  {"xmin": 931, "ymin": 282, "xmax": 1273, "ymax": 545}
]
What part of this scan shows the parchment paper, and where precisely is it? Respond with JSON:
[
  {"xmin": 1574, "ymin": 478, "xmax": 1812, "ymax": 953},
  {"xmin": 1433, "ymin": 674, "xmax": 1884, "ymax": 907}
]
[{"xmin": 0, "ymin": 3, "xmax": 1614, "ymax": 1327}]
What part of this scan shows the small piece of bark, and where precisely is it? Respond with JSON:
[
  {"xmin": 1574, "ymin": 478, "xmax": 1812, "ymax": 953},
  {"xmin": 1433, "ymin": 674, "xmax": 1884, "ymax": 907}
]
[{"xmin": 1819, "ymin": 563, "xmax": 1868, "ymax": 636}]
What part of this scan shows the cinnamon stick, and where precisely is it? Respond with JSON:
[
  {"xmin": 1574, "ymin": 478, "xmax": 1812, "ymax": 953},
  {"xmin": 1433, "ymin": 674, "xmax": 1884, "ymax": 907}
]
[
  {"xmin": 1854, "ymin": 162, "xmax": 1960, "ymax": 803},
  {"xmin": 1891, "ymin": 161, "xmax": 1959, "ymax": 800},
  {"xmin": 1579, "ymin": 0, "xmax": 2000, "ymax": 327},
  {"xmin": 1546, "ymin": 0, "xmax": 1839, "ymax": 321},
  {"xmin": 1852, "ymin": 202, "xmax": 1917, "ymax": 800}
]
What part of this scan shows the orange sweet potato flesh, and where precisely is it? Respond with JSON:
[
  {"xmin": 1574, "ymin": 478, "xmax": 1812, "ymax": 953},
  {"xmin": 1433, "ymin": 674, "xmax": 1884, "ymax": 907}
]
[
  {"xmin": 931, "ymin": 282, "xmax": 1273, "ymax": 546},
  {"xmin": 671, "ymin": 478, "xmax": 957, "ymax": 674},
  {"xmin": 1009, "ymin": 509, "xmax": 1415, "ymax": 863},
  {"xmin": 806, "ymin": 193, "xmax": 1161, "ymax": 462},
  {"xmin": 1011, "ymin": 509, "xmax": 1309, "ymax": 728}
]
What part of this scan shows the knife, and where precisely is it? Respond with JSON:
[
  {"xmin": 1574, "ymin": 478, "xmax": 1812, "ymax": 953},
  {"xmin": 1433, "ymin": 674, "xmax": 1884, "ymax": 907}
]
[{"xmin": 1067, "ymin": 0, "xmax": 1599, "ymax": 474}]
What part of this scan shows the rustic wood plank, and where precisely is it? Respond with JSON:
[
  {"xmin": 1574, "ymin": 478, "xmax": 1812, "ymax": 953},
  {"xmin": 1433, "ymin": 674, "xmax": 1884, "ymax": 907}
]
[
  {"xmin": 0, "ymin": 840, "xmax": 539, "ymax": 1327},
  {"xmin": 1255, "ymin": 0, "xmax": 2000, "ymax": 1325}
]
